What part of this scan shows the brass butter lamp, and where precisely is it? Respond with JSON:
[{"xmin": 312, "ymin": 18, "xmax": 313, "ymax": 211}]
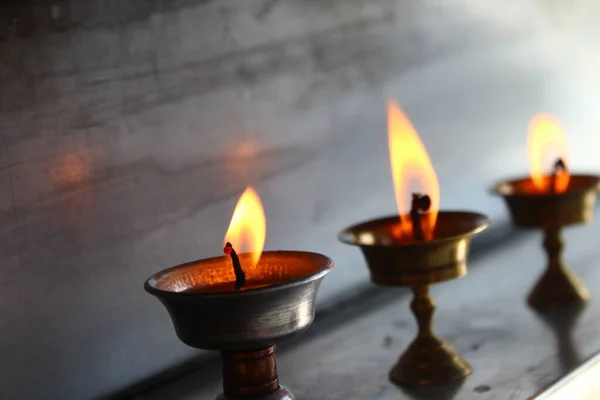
[
  {"xmin": 339, "ymin": 102, "xmax": 490, "ymax": 387},
  {"xmin": 145, "ymin": 188, "xmax": 333, "ymax": 400},
  {"xmin": 340, "ymin": 211, "xmax": 488, "ymax": 386},
  {"xmin": 493, "ymin": 114, "xmax": 599, "ymax": 310}
]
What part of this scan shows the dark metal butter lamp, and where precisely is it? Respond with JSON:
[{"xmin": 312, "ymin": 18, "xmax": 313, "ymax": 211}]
[
  {"xmin": 145, "ymin": 187, "xmax": 333, "ymax": 400},
  {"xmin": 339, "ymin": 102, "xmax": 490, "ymax": 387},
  {"xmin": 493, "ymin": 114, "xmax": 599, "ymax": 310}
]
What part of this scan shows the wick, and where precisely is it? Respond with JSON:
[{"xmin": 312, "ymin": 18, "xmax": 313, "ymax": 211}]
[
  {"xmin": 550, "ymin": 158, "xmax": 567, "ymax": 194},
  {"xmin": 410, "ymin": 193, "xmax": 431, "ymax": 242},
  {"xmin": 224, "ymin": 242, "xmax": 246, "ymax": 289}
]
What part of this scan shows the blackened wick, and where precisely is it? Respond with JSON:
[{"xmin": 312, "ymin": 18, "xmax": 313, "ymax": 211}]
[
  {"xmin": 410, "ymin": 193, "xmax": 431, "ymax": 242},
  {"xmin": 224, "ymin": 242, "xmax": 246, "ymax": 289},
  {"xmin": 551, "ymin": 158, "xmax": 567, "ymax": 194}
]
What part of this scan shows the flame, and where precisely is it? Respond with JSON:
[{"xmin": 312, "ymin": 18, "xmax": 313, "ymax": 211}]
[
  {"xmin": 527, "ymin": 113, "xmax": 570, "ymax": 193},
  {"xmin": 388, "ymin": 100, "xmax": 440, "ymax": 241},
  {"xmin": 224, "ymin": 186, "xmax": 266, "ymax": 270}
]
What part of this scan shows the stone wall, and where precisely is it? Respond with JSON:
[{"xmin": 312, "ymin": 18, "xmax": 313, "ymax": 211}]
[{"xmin": 1, "ymin": 0, "xmax": 599, "ymax": 398}]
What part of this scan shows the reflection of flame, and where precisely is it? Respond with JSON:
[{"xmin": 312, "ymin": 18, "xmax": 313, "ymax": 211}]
[
  {"xmin": 388, "ymin": 100, "xmax": 440, "ymax": 240},
  {"xmin": 224, "ymin": 186, "xmax": 266, "ymax": 270},
  {"xmin": 49, "ymin": 150, "xmax": 95, "ymax": 233},
  {"xmin": 528, "ymin": 113, "xmax": 570, "ymax": 193},
  {"xmin": 52, "ymin": 152, "xmax": 90, "ymax": 187}
]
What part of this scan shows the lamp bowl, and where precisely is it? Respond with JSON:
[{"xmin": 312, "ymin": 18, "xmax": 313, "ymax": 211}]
[
  {"xmin": 145, "ymin": 251, "xmax": 333, "ymax": 351},
  {"xmin": 492, "ymin": 174, "xmax": 599, "ymax": 228},
  {"xmin": 339, "ymin": 211, "xmax": 490, "ymax": 286}
]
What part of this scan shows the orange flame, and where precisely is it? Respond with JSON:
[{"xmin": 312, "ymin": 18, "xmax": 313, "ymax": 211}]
[
  {"xmin": 224, "ymin": 186, "xmax": 266, "ymax": 270},
  {"xmin": 388, "ymin": 100, "xmax": 440, "ymax": 241},
  {"xmin": 527, "ymin": 113, "xmax": 570, "ymax": 193}
]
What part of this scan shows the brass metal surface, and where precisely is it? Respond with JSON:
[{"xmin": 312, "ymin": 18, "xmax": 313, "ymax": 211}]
[
  {"xmin": 493, "ymin": 175, "xmax": 599, "ymax": 228},
  {"xmin": 493, "ymin": 174, "xmax": 600, "ymax": 310},
  {"xmin": 390, "ymin": 286, "xmax": 472, "ymax": 386},
  {"xmin": 339, "ymin": 211, "xmax": 489, "ymax": 286},
  {"xmin": 339, "ymin": 211, "xmax": 489, "ymax": 387},
  {"xmin": 219, "ymin": 346, "xmax": 291, "ymax": 399},
  {"xmin": 527, "ymin": 228, "xmax": 590, "ymax": 309},
  {"xmin": 145, "ymin": 251, "xmax": 332, "ymax": 399}
]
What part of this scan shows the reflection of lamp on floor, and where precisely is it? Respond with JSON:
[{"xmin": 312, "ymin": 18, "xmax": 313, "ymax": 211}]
[
  {"xmin": 530, "ymin": 344, "xmax": 600, "ymax": 400},
  {"xmin": 535, "ymin": 305, "xmax": 586, "ymax": 375}
]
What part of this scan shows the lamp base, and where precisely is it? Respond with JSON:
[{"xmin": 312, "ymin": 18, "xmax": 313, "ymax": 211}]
[
  {"xmin": 390, "ymin": 335, "xmax": 471, "ymax": 387},
  {"xmin": 389, "ymin": 285, "xmax": 471, "ymax": 387},
  {"xmin": 216, "ymin": 386, "xmax": 295, "ymax": 400},
  {"xmin": 527, "ymin": 264, "xmax": 590, "ymax": 310},
  {"xmin": 527, "ymin": 228, "xmax": 590, "ymax": 310}
]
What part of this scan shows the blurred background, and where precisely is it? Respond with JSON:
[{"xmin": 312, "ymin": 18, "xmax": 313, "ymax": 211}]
[{"xmin": 1, "ymin": 0, "xmax": 600, "ymax": 399}]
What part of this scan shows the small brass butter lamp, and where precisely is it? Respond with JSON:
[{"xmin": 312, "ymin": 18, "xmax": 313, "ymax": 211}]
[
  {"xmin": 145, "ymin": 187, "xmax": 333, "ymax": 400},
  {"xmin": 339, "ymin": 101, "xmax": 490, "ymax": 387},
  {"xmin": 492, "ymin": 114, "xmax": 599, "ymax": 310},
  {"xmin": 340, "ymin": 211, "xmax": 489, "ymax": 386}
]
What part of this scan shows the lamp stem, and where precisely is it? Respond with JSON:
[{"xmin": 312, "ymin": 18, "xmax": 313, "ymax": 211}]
[
  {"xmin": 411, "ymin": 285, "xmax": 435, "ymax": 339},
  {"xmin": 527, "ymin": 227, "xmax": 590, "ymax": 309},
  {"xmin": 543, "ymin": 228, "xmax": 564, "ymax": 273},
  {"xmin": 221, "ymin": 346, "xmax": 280, "ymax": 398}
]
